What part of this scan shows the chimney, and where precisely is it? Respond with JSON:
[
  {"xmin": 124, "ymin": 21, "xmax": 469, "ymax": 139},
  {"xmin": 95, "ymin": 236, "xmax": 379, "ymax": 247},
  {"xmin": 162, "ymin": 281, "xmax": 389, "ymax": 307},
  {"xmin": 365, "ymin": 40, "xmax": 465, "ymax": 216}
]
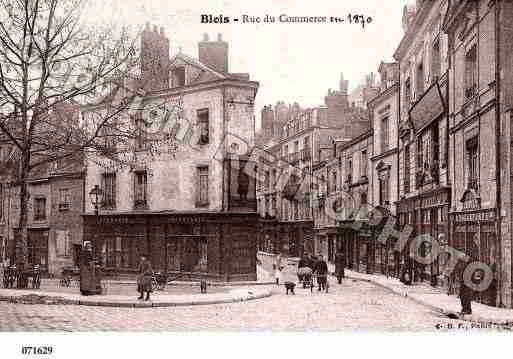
[
  {"xmin": 198, "ymin": 33, "xmax": 229, "ymax": 73},
  {"xmin": 141, "ymin": 23, "xmax": 170, "ymax": 91}
]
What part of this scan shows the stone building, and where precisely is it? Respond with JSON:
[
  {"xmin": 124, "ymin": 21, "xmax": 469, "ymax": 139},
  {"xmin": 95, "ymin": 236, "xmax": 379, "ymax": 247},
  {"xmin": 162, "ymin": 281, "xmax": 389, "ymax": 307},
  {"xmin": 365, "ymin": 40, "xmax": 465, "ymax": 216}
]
[
  {"xmin": 83, "ymin": 28, "xmax": 260, "ymax": 281},
  {"xmin": 334, "ymin": 129, "xmax": 374, "ymax": 272},
  {"xmin": 443, "ymin": 0, "xmax": 513, "ymax": 307},
  {"xmin": 0, "ymin": 155, "xmax": 85, "ymax": 276},
  {"xmin": 395, "ymin": 0, "xmax": 451, "ymax": 286},
  {"xmin": 256, "ymin": 74, "xmax": 371, "ymax": 258}
]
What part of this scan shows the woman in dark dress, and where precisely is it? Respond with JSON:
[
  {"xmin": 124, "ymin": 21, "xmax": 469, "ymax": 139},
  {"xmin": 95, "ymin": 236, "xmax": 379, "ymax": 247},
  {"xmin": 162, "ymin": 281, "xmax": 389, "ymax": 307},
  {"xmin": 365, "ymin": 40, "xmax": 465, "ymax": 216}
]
[
  {"xmin": 137, "ymin": 255, "xmax": 153, "ymax": 301},
  {"xmin": 80, "ymin": 241, "xmax": 102, "ymax": 295}
]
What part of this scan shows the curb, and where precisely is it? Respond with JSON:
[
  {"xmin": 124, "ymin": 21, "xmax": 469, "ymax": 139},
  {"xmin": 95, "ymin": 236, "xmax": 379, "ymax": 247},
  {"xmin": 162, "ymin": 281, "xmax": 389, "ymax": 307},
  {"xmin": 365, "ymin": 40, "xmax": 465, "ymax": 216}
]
[
  {"xmin": 343, "ymin": 274, "xmax": 513, "ymax": 326},
  {"xmin": 0, "ymin": 289, "xmax": 272, "ymax": 308}
]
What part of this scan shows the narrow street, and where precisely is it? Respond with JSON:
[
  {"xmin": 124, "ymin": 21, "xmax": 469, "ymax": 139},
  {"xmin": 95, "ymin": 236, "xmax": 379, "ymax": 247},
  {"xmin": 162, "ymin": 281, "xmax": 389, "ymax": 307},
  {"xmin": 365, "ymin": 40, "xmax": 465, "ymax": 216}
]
[{"xmin": 0, "ymin": 279, "xmax": 463, "ymax": 331}]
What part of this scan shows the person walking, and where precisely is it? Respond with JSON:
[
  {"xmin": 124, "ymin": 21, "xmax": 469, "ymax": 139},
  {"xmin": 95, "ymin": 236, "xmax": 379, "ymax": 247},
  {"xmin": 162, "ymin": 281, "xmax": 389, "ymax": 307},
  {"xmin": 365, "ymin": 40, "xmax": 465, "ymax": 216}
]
[
  {"xmin": 314, "ymin": 255, "xmax": 328, "ymax": 291},
  {"xmin": 459, "ymin": 261, "xmax": 475, "ymax": 315},
  {"xmin": 137, "ymin": 254, "xmax": 153, "ymax": 301},
  {"xmin": 334, "ymin": 250, "xmax": 345, "ymax": 284}
]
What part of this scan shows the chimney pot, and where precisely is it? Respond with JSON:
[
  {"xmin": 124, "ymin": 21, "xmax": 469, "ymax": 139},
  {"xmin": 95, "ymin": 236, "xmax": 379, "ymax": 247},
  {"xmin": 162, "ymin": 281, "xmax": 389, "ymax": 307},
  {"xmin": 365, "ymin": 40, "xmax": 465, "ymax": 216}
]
[
  {"xmin": 145, "ymin": 22, "xmax": 150, "ymax": 30},
  {"xmin": 153, "ymin": 25, "xmax": 158, "ymax": 32},
  {"xmin": 160, "ymin": 26, "xmax": 165, "ymax": 36},
  {"xmin": 217, "ymin": 33, "xmax": 223, "ymax": 41},
  {"xmin": 203, "ymin": 33, "xmax": 209, "ymax": 41}
]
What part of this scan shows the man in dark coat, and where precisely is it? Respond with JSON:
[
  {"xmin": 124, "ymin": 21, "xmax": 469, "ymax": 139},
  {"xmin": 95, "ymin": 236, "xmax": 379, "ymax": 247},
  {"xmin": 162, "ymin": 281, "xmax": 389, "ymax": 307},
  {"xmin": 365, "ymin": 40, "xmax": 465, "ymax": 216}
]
[
  {"xmin": 314, "ymin": 255, "xmax": 328, "ymax": 291},
  {"xmin": 459, "ymin": 261, "xmax": 475, "ymax": 315},
  {"xmin": 137, "ymin": 255, "xmax": 153, "ymax": 301},
  {"xmin": 334, "ymin": 250, "xmax": 345, "ymax": 284}
]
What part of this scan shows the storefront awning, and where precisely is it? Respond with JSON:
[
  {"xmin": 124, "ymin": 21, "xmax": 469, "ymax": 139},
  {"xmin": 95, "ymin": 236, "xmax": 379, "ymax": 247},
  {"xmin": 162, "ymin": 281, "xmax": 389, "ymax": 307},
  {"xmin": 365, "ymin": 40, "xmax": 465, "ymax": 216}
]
[{"xmin": 409, "ymin": 82, "xmax": 445, "ymax": 133}]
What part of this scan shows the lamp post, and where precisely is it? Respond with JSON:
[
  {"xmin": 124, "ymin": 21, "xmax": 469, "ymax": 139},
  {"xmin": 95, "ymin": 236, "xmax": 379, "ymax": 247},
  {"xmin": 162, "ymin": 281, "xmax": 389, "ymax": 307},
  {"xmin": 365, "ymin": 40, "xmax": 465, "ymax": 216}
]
[{"xmin": 89, "ymin": 185, "xmax": 104, "ymax": 259}]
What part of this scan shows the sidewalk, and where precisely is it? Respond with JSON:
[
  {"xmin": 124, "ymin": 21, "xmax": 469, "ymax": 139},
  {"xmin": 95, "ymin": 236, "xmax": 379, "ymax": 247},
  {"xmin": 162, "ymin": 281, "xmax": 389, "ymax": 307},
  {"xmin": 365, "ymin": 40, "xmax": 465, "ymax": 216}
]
[
  {"xmin": 0, "ymin": 286, "xmax": 272, "ymax": 308},
  {"xmin": 338, "ymin": 266, "xmax": 513, "ymax": 325}
]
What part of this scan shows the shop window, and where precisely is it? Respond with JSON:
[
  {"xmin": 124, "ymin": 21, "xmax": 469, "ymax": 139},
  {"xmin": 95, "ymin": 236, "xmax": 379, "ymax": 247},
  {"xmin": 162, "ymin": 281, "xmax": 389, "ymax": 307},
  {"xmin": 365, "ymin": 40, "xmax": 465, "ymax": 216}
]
[
  {"xmin": 102, "ymin": 172, "xmax": 116, "ymax": 209},
  {"xmin": 134, "ymin": 171, "xmax": 148, "ymax": 208},
  {"xmin": 196, "ymin": 166, "xmax": 209, "ymax": 207},
  {"xmin": 197, "ymin": 109, "xmax": 209, "ymax": 145},
  {"xmin": 465, "ymin": 44, "xmax": 477, "ymax": 99},
  {"xmin": 467, "ymin": 136, "xmax": 479, "ymax": 190},
  {"xmin": 34, "ymin": 197, "xmax": 46, "ymax": 221}
]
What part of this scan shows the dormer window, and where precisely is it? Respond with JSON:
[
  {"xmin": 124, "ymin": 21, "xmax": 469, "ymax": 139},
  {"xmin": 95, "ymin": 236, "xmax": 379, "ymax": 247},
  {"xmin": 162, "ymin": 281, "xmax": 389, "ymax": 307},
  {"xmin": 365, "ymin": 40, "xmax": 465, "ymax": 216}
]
[{"xmin": 172, "ymin": 67, "xmax": 185, "ymax": 87}]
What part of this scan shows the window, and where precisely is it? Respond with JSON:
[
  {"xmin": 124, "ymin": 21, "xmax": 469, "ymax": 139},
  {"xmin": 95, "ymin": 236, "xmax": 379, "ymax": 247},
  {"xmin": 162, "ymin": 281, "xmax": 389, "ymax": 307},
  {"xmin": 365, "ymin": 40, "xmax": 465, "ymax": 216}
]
[
  {"xmin": 102, "ymin": 173, "xmax": 116, "ymax": 209},
  {"xmin": 134, "ymin": 171, "xmax": 148, "ymax": 208},
  {"xmin": 271, "ymin": 196, "xmax": 277, "ymax": 215},
  {"xmin": 381, "ymin": 117, "xmax": 389, "ymax": 153},
  {"xmin": 465, "ymin": 44, "xmax": 477, "ymax": 99},
  {"xmin": 135, "ymin": 119, "xmax": 148, "ymax": 150},
  {"xmin": 347, "ymin": 160, "xmax": 353, "ymax": 183},
  {"xmin": 197, "ymin": 166, "xmax": 209, "ymax": 206},
  {"xmin": 416, "ymin": 62, "xmax": 424, "ymax": 98},
  {"xmin": 172, "ymin": 67, "xmax": 185, "ymax": 87},
  {"xmin": 404, "ymin": 78, "xmax": 412, "ymax": 108},
  {"xmin": 58, "ymin": 188, "xmax": 71, "ymax": 211},
  {"xmin": 404, "ymin": 144, "xmax": 411, "ymax": 193},
  {"xmin": 361, "ymin": 150, "xmax": 368, "ymax": 178},
  {"xmin": 417, "ymin": 137, "xmax": 424, "ymax": 171},
  {"xmin": 271, "ymin": 169, "xmax": 277, "ymax": 189},
  {"xmin": 378, "ymin": 175, "xmax": 389, "ymax": 206},
  {"xmin": 197, "ymin": 109, "xmax": 209, "ymax": 145},
  {"xmin": 0, "ymin": 183, "xmax": 3, "ymax": 221},
  {"xmin": 431, "ymin": 39, "xmax": 441, "ymax": 81},
  {"xmin": 34, "ymin": 197, "xmax": 46, "ymax": 221},
  {"xmin": 467, "ymin": 136, "xmax": 478, "ymax": 189},
  {"xmin": 264, "ymin": 170, "xmax": 270, "ymax": 189},
  {"xmin": 331, "ymin": 170, "xmax": 337, "ymax": 193}
]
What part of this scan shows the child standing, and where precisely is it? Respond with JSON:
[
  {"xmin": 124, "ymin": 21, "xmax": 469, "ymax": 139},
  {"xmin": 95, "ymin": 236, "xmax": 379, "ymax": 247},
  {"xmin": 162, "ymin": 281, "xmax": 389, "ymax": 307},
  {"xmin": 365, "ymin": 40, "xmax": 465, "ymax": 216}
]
[{"xmin": 274, "ymin": 264, "xmax": 283, "ymax": 285}]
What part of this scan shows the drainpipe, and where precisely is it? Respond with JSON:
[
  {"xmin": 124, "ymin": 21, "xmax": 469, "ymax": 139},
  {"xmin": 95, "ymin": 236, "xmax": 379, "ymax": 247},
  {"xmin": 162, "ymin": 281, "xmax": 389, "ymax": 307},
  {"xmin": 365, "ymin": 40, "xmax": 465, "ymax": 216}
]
[
  {"xmin": 494, "ymin": 1, "xmax": 503, "ymax": 307},
  {"xmin": 397, "ymin": 66, "xmax": 401, "ymax": 214},
  {"xmin": 222, "ymin": 87, "xmax": 226, "ymax": 212}
]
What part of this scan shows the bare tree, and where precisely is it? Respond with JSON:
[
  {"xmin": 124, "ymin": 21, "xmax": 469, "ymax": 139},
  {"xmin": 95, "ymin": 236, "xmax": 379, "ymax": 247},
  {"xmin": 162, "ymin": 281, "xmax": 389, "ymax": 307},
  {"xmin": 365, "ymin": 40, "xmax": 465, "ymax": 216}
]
[{"xmin": 0, "ymin": 0, "xmax": 154, "ymax": 267}]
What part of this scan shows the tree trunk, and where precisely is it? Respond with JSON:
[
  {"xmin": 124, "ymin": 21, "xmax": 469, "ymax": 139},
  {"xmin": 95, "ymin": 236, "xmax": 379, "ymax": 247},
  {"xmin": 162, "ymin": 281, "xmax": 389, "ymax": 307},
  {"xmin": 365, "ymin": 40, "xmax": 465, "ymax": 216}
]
[{"xmin": 15, "ymin": 161, "xmax": 30, "ymax": 267}]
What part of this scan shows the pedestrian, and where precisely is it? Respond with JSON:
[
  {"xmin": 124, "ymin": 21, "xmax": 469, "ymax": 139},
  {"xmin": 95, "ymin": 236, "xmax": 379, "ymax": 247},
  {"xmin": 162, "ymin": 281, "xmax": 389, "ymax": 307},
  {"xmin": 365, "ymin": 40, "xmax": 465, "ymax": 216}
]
[
  {"xmin": 274, "ymin": 264, "xmax": 283, "ymax": 285},
  {"xmin": 334, "ymin": 250, "xmax": 345, "ymax": 284},
  {"xmin": 314, "ymin": 254, "xmax": 328, "ymax": 291},
  {"xmin": 79, "ymin": 241, "xmax": 102, "ymax": 295},
  {"xmin": 459, "ymin": 261, "xmax": 475, "ymax": 315},
  {"xmin": 137, "ymin": 254, "xmax": 153, "ymax": 301}
]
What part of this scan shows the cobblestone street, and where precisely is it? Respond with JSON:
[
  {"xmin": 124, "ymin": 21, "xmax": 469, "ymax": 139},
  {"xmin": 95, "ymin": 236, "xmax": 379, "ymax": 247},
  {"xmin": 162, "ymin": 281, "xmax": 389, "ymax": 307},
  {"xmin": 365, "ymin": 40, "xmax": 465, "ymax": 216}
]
[{"xmin": 0, "ymin": 279, "xmax": 464, "ymax": 331}]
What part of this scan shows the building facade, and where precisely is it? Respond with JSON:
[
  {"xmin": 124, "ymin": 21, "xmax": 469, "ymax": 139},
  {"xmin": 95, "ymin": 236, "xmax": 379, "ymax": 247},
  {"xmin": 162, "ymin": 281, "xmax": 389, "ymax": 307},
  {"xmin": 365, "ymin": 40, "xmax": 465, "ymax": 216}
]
[
  {"xmin": 444, "ymin": 0, "xmax": 513, "ymax": 307},
  {"xmin": 1, "ymin": 155, "xmax": 85, "ymax": 276},
  {"xmin": 83, "ymin": 28, "xmax": 260, "ymax": 281},
  {"xmin": 395, "ymin": 0, "xmax": 451, "ymax": 286}
]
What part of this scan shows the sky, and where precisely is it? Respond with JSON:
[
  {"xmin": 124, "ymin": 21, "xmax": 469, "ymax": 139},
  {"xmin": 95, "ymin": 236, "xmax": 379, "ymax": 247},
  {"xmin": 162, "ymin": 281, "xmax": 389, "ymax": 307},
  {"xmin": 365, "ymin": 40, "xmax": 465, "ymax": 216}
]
[{"xmin": 91, "ymin": 0, "xmax": 412, "ymax": 127}]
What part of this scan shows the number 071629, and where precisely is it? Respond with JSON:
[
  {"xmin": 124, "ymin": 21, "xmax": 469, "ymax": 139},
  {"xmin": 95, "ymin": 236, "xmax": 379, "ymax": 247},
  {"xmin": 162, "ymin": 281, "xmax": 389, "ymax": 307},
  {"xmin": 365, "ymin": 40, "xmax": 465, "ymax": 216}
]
[{"xmin": 21, "ymin": 346, "xmax": 53, "ymax": 355}]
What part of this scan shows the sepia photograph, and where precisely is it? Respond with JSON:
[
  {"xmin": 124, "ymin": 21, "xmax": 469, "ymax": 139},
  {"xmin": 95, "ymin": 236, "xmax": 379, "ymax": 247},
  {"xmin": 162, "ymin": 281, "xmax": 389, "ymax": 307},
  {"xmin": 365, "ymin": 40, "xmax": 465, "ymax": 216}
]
[{"xmin": 0, "ymin": 0, "xmax": 512, "ymax": 357}]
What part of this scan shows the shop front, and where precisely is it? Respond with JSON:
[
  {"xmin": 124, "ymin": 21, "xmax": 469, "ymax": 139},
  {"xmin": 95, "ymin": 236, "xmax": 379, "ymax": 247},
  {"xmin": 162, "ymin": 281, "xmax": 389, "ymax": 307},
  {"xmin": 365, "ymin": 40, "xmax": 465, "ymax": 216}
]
[
  {"xmin": 83, "ymin": 212, "xmax": 258, "ymax": 282},
  {"xmin": 450, "ymin": 191, "xmax": 498, "ymax": 306},
  {"xmin": 397, "ymin": 187, "xmax": 450, "ymax": 285}
]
